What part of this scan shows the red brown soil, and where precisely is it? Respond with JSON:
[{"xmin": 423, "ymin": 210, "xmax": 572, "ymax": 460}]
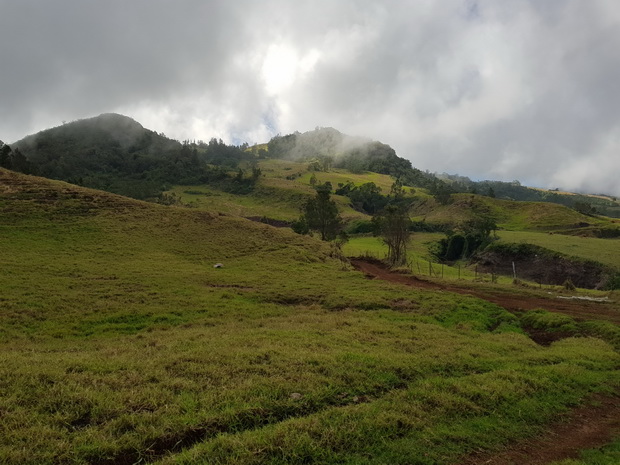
[
  {"xmin": 351, "ymin": 259, "xmax": 620, "ymax": 324},
  {"xmin": 458, "ymin": 395, "xmax": 620, "ymax": 465},
  {"xmin": 351, "ymin": 258, "xmax": 620, "ymax": 464}
]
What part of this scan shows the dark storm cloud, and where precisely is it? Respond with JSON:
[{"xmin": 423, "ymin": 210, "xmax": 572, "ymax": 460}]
[
  {"xmin": 1, "ymin": 0, "xmax": 619, "ymax": 194},
  {"xmin": 0, "ymin": 1, "xmax": 248, "ymax": 138}
]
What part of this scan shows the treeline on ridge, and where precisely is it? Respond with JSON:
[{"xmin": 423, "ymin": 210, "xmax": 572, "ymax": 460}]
[{"xmin": 1, "ymin": 114, "xmax": 261, "ymax": 200}]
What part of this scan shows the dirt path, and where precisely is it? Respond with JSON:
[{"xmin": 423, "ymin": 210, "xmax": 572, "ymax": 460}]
[
  {"xmin": 459, "ymin": 395, "xmax": 620, "ymax": 465},
  {"xmin": 351, "ymin": 258, "xmax": 620, "ymax": 464},
  {"xmin": 351, "ymin": 259, "xmax": 620, "ymax": 324}
]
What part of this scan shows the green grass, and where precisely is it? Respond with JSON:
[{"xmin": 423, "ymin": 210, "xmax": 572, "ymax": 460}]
[
  {"xmin": 499, "ymin": 231, "xmax": 620, "ymax": 269},
  {"xmin": 1, "ymin": 169, "xmax": 620, "ymax": 464},
  {"xmin": 168, "ymin": 159, "xmax": 407, "ymax": 223},
  {"xmin": 411, "ymin": 193, "xmax": 615, "ymax": 232},
  {"xmin": 168, "ymin": 184, "xmax": 306, "ymax": 220}
]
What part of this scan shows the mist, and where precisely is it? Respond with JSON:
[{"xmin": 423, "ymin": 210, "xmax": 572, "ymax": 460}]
[{"xmin": 1, "ymin": 0, "xmax": 619, "ymax": 195}]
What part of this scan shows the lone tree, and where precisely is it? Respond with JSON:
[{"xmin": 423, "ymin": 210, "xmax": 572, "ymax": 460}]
[
  {"xmin": 294, "ymin": 183, "xmax": 343, "ymax": 241},
  {"xmin": 373, "ymin": 204, "xmax": 411, "ymax": 267}
]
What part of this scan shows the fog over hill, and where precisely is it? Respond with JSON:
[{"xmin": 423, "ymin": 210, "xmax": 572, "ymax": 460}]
[{"xmin": 1, "ymin": 1, "xmax": 620, "ymax": 195}]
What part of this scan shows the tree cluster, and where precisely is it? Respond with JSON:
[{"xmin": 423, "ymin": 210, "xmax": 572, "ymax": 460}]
[
  {"xmin": 294, "ymin": 179, "xmax": 413, "ymax": 267},
  {"xmin": 335, "ymin": 181, "xmax": 388, "ymax": 215},
  {"xmin": 573, "ymin": 201, "xmax": 597, "ymax": 216},
  {"xmin": 0, "ymin": 142, "xmax": 33, "ymax": 174},
  {"xmin": 433, "ymin": 216, "xmax": 498, "ymax": 261}
]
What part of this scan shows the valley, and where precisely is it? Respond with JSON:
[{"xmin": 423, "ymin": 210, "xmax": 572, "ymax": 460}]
[{"xmin": 1, "ymin": 116, "xmax": 620, "ymax": 464}]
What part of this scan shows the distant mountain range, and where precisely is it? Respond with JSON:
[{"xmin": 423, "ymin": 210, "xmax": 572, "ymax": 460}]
[{"xmin": 2, "ymin": 113, "xmax": 619, "ymax": 217}]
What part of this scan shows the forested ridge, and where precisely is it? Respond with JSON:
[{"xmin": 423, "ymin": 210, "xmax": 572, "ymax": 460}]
[
  {"xmin": 2, "ymin": 113, "xmax": 620, "ymax": 217},
  {"xmin": 2, "ymin": 114, "xmax": 260, "ymax": 199}
]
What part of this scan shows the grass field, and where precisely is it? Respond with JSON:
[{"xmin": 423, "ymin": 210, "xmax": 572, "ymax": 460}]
[
  {"xmin": 498, "ymin": 231, "xmax": 620, "ymax": 270},
  {"xmin": 2, "ymin": 169, "xmax": 620, "ymax": 464},
  {"xmin": 411, "ymin": 193, "xmax": 617, "ymax": 232}
]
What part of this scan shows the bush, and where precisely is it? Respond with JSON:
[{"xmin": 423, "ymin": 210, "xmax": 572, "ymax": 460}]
[
  {"xmin": 563, "ymin": 279, "xmax": 576, "ymax": 291},
  {"xmin": 345, "ymin": 220, "xmax": 374, "ymax": 234},
  {"xmin": 603, "ymin": 273, "xmax": 620, "ymax": 291}
]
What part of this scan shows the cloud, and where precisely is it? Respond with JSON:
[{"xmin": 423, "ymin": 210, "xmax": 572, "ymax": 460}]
[{"xmin": 1, "ymin": 0, "xmax": 619, "ymax": 194}]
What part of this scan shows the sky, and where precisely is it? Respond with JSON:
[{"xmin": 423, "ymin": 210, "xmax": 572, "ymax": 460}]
[{"xmin": 1, "ymin": 0, "xmax": 620, "ymax": 195}]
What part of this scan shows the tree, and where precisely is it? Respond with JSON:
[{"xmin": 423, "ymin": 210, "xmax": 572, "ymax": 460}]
[
  {"xmin": 373, "ymin": 204, "xmax": 411, "ymax": 267},
  {"xmin": 429, "ymin": 179, "xmax": 453, "ymax": 205},
  {"xmin": 348, "ymin": 182, "xmax": 387, "ymax": 214},
  {"xmin": 0, "ymin": 141, "xmax": 12, "ymax": 169},
  {"xmin": 298, "ymin": 183, "xmax": 343, "ymax": 241},
  {"xmin": 10, "ymin": 148, "xmax": 33, "ymax": 174},
  {"xmin": 433, "ymin": 215, "xmax": 498, "ymax": 261}
]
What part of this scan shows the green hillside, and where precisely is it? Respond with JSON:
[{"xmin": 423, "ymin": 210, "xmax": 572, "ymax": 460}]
[
  {"xmin": 410, "ymin": 192, "xmax": 618, "ymax": 233},
  {"xmin": 439, "ymin": 174, "xmax": 620, "ymax": 218},
  {"xmin": 168, "ymin": 160, "xmax": 620, "ymax": 242},
  {"xmin": 2, "ymin": 168, "xmax": 619, "ymax": 464},
  {"xmin": 167, "ymin": 158, "xmax": 402, "ymax": 222},
  {"xmin": 498, "ymin": 231, "xmax": 620, "ymax": 270}
]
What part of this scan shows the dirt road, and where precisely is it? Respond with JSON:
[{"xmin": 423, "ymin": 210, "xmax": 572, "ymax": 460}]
[
  {"xmin": 351, "ymin": 259, "xmax": 620, "ymax": 324},
  {"xmin": 351, "ymin": 258, "xmax": 620, "ymax": 464}
]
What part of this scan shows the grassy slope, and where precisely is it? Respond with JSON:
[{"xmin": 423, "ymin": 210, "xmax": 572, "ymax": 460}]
[
  {"xmin": 411, "ymin": 193, "xmax": 615, "ymax": 232},
  {"xmin": 498, "ymin": 231, "xmax": 620, "ymax": 270},
  {"xmin": 169, "ymin": 159, "xmax": 409, "ymax": 222},
  {"xmin": 174, "ymin": 159, "xmax": 620, "ymax": 291},
  {"xmin": 1, "ymin": 169, "xmax": 619, "ymax": 464},
  {"xmin": 168, "ymin": 159, "xmax": 619, "ymax": 237}
]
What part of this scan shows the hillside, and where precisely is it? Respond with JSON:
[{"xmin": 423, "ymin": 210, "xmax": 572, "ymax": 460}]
[
  {"xmin": 8, "ymin": 114, "xmax": 620, "ymax": 222},
  {"xmin": 167, "ymin": 158, "xmax": 620, "ymax": 238},
  {"xmin": 167, "ymin": 158, "xmax": 403, "ymax": 222},
  {"xmin": 439, "ymin": 174, "xmax": 620, "ymax": 218},
  {"xmin": 5, "ymin": 114, "xmax": 620, "ymax": 288},
  {"xmin": 9, "ymin": 114, "xmax": 258, "ymax": 200},
  {"xmin": 2, "ymin": 168, "xmax": 619, "ymax": 464},
  {"xmin": 410, "ymin": 193, "xmax": 619, "ymax": 234},
  {"xmin": 14, "ymin": 113, "xmax": 180, "ymax": 155}
]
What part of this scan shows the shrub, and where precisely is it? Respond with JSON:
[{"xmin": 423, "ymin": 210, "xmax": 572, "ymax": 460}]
[{"xmin": 563, "ymin": 279, "xmax": 576, "ymax": 291}]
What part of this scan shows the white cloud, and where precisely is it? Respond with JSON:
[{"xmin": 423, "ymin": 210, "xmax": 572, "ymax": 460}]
[{"xmin": 2, "ymin": 0, "xmax": 620, "ymax": 195}]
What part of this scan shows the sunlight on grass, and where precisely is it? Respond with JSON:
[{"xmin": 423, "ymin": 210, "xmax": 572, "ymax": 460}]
[{"xmin": 499, "ymin": 231, "xmax": 620, "ymax": 269}]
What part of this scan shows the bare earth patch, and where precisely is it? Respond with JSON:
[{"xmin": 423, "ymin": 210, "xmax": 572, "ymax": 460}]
[{"xmin": 458, "ymin": 395, "xmax": 620, "ymax": 465}]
